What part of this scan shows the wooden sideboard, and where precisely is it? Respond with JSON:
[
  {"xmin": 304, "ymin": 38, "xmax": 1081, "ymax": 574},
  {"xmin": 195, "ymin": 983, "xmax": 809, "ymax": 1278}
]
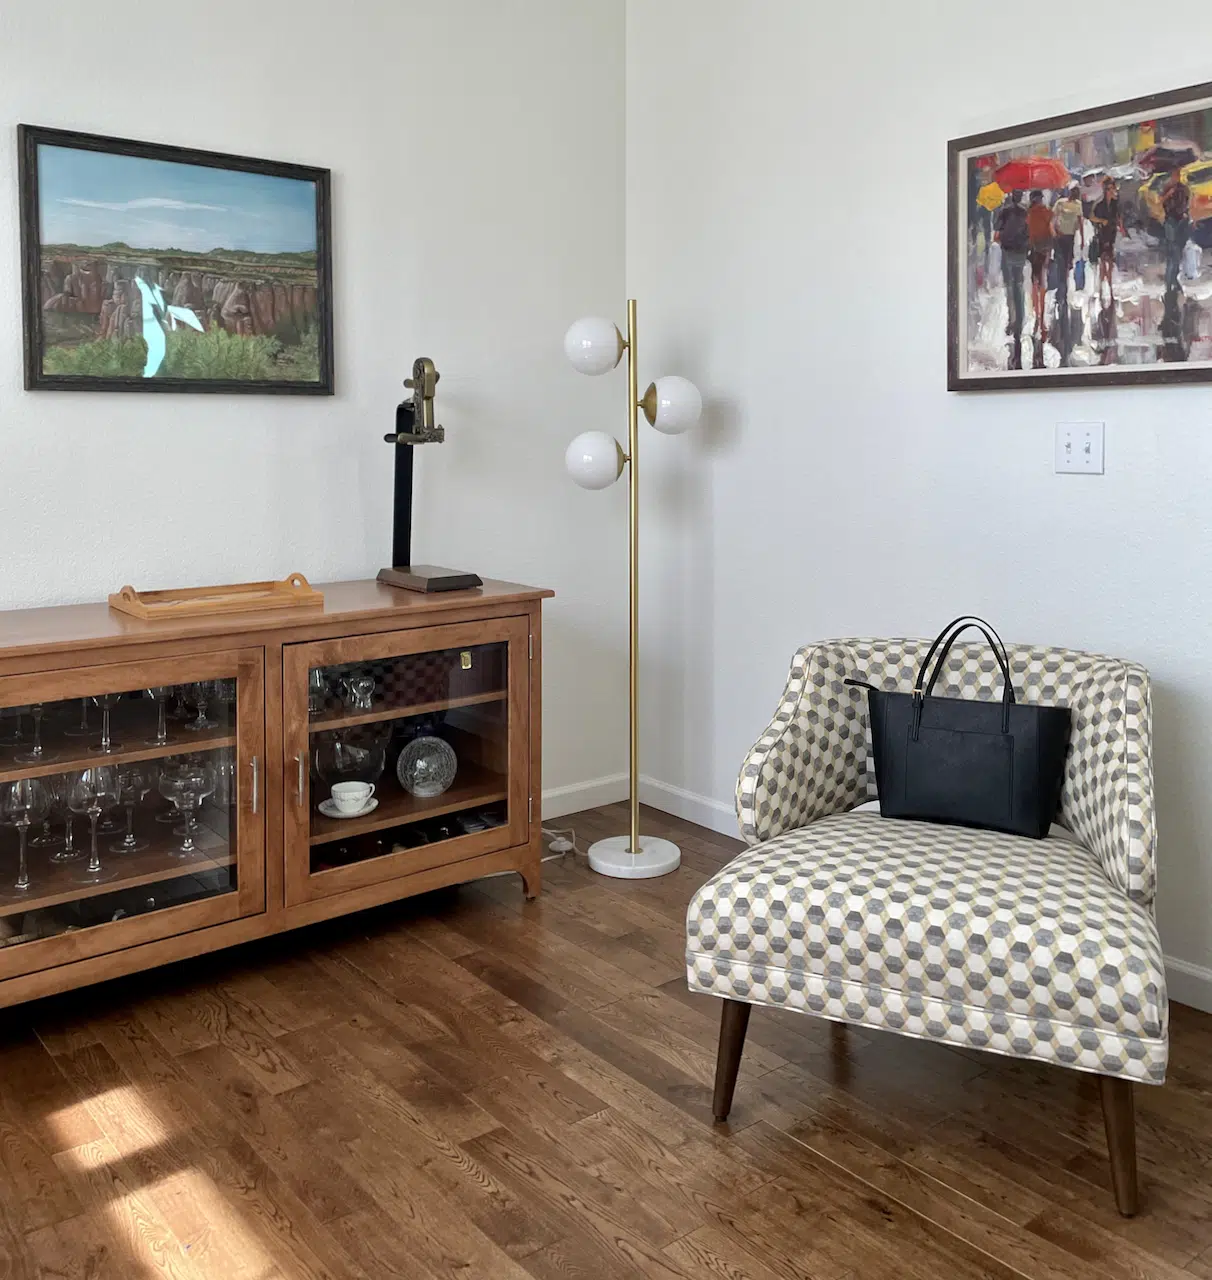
[{"xmin": 0, "ymin": 578, "xmax": 551, "ymax": 1007}]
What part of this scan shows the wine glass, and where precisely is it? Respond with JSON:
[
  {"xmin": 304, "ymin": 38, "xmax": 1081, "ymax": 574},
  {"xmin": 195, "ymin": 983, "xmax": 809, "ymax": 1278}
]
[
  {"xmin": 307, "ymin": 668, "xmax": 329, "ymax": 716},
  {"xmin": 45, "ymin": 777, "xmax": 80, "ymax": 863},
  {"xmin": 67, "ymin": 767, "xmax": 120, "ymax": 883},
  {"xmin": 15, "ymin": 703, "xmax": 47, "ymax": 765},
  {"xmin": 88, "ymin": 693, "xmax": 124, "ymax": 755},
  {"xmin": 2, "ymin": 779, "xmax": 50, "ymax": 893},
  {"xmin": 62, "ymin": 696, "xmax": 92, "ymax": 738},
  {"xmin": 345, "ymin": 676, "xmax": 375, "ymax": 712},
  {"xmin": 111, "ymin": 768, "xmax": 150, "ymax": 854},
  {"xmin": 0, "ymin": 706, "xmax": 27, "ymax": 747},
  {"xmin": 185, "ymin": 682, "xmax": 217, "ymax": 732},
  {"xmin": 158, "ymin": 760, "xmax": 215, "ymax": 859},
  {"xmin": 29, "ymin": 773, "xmax": 65, "ymax": 853},
  {"xmin": 146, "ymin": 687, "xmax": 173, "ymax": 747},
  {"xmin": 212, "ymin": 679, "xmax": 236, "ymax": 723},
  {"xmin": 210, "ymin": 748, "xmax": 236, "ymax": 809}
]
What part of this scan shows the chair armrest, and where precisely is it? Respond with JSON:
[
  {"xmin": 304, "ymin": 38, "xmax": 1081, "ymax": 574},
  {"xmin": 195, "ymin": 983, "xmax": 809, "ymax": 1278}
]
[
  {"xmin": 1063, "ymin": 661, "xmax": 1157, "ymax": 910},
  {"xmin": 735, "ymin": 643, "xmax": 866, "ymax": 844}
]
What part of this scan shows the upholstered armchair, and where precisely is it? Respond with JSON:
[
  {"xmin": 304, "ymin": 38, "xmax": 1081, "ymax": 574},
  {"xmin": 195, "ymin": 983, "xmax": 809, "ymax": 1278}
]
[{"xmin": 686, "ymin": 638, "xmax": 1166, "ymax": 1216}]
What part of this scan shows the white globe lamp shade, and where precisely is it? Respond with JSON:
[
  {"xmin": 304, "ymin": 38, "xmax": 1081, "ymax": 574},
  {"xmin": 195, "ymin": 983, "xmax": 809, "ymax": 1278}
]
[
  {"xmin": 644, "ymin": 375, "xmax": 702, "ymax": 435},
  {"xmin": 564, "ymin": 317, "xmax": 624, "ymax": 376},
  {"xmin": 565, "ymin": 431, "xmax": 625, "ymax": 490}
]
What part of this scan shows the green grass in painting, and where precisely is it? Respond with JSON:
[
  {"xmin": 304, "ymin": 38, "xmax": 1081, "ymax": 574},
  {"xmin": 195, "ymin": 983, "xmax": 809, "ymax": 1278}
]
[{"xmin": 43, "ymin": 326, "xmax": 321, "ymax": 382}]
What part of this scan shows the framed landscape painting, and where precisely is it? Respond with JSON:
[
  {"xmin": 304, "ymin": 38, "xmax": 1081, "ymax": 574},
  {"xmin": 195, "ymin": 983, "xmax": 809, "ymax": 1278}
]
[
  {"xmin": 948, "ymin": 81, "xmax": 1212, "ymax": 390},
  {"xmin": 18, "ymin": 125, "xmax": 333, "ymax": 394}
]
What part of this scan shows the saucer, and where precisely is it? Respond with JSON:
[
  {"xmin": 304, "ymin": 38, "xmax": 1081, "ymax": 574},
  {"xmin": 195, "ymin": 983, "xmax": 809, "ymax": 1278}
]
[{"xmin": 318, "ymin": 797, "xmax": 379, "ymax": 820}]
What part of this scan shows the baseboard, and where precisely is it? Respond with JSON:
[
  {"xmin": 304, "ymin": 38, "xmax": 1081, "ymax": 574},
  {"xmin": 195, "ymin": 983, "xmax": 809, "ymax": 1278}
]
[
  {"xmin": 1166, "ymin": 955, "xmax": 1212, "ymax": 1014},
  {"xmin": 638, "ymin": 775, "xmax": 738, "ymax": 839},
  {"xmin": 542, "ymin": 773, "xmax": 628, "ymax": 821}
]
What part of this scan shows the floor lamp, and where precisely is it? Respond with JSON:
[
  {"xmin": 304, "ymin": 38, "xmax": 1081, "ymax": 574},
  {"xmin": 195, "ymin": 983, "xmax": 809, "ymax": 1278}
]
[{"xmin": 563, "ymin": 301, "xmax": 702, "ymax": 879}]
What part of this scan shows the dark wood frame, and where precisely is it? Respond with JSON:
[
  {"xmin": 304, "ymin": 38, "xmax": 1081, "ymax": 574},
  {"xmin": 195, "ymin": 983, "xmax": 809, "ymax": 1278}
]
[
  {"xmin": 711, "ymin": 997, "xmax": 1142, "ymax": 1216},
  {"xmin": 947, "ymin": 79, "xmax": 1212, "ymax": 392},
  {"xmin": 18, "ymin": 123, "xmax": 334, "ymax": 395}
]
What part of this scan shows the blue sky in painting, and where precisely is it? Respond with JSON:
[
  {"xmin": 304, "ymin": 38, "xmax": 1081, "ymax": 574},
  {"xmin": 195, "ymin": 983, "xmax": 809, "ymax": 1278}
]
[{"xmin": 38, "ymin": 144, "xmax": 317, "ymax": 254}]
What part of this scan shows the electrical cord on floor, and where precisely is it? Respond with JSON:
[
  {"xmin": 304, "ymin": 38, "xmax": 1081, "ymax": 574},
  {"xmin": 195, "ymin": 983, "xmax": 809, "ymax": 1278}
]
[
  {"xmin": 473, "ymin": 824, "xmax": 581, "ymax": 881},
  {"xmin": 541, "ymin": 825, "xmax": 577, "ymax": 856}
]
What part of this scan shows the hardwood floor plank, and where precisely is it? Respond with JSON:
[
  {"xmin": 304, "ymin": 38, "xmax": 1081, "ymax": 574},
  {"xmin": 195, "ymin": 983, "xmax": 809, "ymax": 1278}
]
[
  {"xmin": 178, "ymin": 1043, "xmax": 374, "ymax": 1224},
  {"xmin": 186, "ymin": 987, "xmax": 309, "ymax": 1096},
  {"xmin": 52, "ymin": 1136, "xmax": 207, "ymax": 1280},
  {"xmin": 664, "ymin": 1224, "xmax": 839, "ymax": 1280}
]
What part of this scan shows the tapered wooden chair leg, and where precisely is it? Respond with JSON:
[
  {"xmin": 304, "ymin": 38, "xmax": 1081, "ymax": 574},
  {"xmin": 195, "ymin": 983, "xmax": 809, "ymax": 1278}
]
[
  {"xmin": 1099, "ymin": 1076, "xmax": 1139, "ymax": 1217},
  {"xmin": 712, "ymin": 999, "xmax": 751, "ymax": 1121}
]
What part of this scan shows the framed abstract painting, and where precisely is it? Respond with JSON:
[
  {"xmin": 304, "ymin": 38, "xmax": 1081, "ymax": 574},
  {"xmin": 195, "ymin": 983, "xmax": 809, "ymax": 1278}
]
[
  {"xmin": 18, "ymin": 125, "xmax": 333, "ymax": 394},
  {"xmin": 948, "ymin": 81, "xmax": 1212, "ymax": 390}
]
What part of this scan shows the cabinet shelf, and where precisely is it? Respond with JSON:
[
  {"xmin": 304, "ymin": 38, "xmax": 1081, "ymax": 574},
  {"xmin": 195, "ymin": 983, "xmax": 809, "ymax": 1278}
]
[
  {"xmin": 307, "ymin": 689, "xmax": 507, "ymax": 735},
  {"xmin": 0, "ymin": 822, "xmax": 232, "ymax": 921},
  {"xmin": 0, "ymin": 713, "xmax": 234, "ymax": 786},
  {"xmin": 309, "ymin": 762, "xmax": 508, "ymax": 846}
]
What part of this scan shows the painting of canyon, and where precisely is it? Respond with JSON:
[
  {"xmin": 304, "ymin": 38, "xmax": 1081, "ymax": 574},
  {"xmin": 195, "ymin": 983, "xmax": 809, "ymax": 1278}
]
[
  {"xmin": 949, "ymin": 82, "xmax": 1212, "ymax": 390},
  {"xmin": 19, "ymin": 127, "xmax": 332, "ymax": 393}
]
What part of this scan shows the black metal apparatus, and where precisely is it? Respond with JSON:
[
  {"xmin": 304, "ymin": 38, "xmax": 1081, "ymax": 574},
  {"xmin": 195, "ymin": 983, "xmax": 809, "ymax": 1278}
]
[{"xmin": 377, "ymin": 357, "xmax": 482, "ymax": 594}]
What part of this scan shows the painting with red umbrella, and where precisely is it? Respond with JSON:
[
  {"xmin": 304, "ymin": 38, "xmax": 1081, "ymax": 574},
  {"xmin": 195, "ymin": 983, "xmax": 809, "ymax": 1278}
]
[{"xmin": 948, "ymin": 80, "xmax": 1212, "ymax": 389}]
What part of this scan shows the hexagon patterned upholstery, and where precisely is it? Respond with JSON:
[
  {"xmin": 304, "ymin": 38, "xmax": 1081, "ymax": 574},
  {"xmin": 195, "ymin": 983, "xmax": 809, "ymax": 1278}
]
[{"xmin": 686, "ymin": 639, "xmax": 1168, "ymax": 1084}]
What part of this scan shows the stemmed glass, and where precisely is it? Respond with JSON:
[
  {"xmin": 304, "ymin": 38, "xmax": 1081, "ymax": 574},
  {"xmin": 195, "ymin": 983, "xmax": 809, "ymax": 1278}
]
[
  {"xmin": 212, "ymin": 679, "xmax": 236, "ymax": 724},
  {"xmin": 146, "ymin": 687, "xmax": 173, "ymax": 747},
  {"xmin": 210, "ymin": 747, "xmax": 236, "ymax": 809},
  {"xmin": 45, "ymin": 778, "xmax": 80, "ymax": 863},
  {"xmin": 88, "ymin": 693, "xmax": 124, "ymax": 755},
  {"xmin": 345, "ymin": 676, "xmax": 375, "ymax": 712},
  {"xmin": 111, "ymin": 768, "xmax": 150, "ymax": 854},
  {"xmin": 2, "ymin": 779, "xmax": 49, "ymax": 893},
  {"xmin": 29, "ymin": 774, "xmax": 65, "ymax": 853},
  {"xmin": 307, "ymin": 668, "xmax": 328, "ymax": 717},
  {"xmin": 185, "ymin": 682, "xmax": 217, "ymax": 732},
  {"xmin": 67, "ymin": 767, "xmax": 120, "ymax": 883},
  {"xmin": 146, "ymin": 762, "xmax": 180, "ymax": 825},
  {"xmin": 158, "ymin": 760, "xmax": 216, "ymax": 858},
  {"xmin": 15, "ymin": 703, "xmax": 46, "ymax": 765},
  {"xmin": 63, "ymin": 697, "xmax": 92, "ymax": 739},
  {"xmin": 0, "ymin": 706, "xmax": 27, "ymax": 747}
]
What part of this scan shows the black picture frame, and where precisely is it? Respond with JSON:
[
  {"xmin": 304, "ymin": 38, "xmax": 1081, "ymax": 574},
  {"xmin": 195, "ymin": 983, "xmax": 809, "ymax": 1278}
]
[
  {"xmin": 948, "ymin": 80, "xmax": 1212, "ymax": 391},
  {"xmin": 18, "ymin": 124, "xmax": 334, "ymax": 395}
]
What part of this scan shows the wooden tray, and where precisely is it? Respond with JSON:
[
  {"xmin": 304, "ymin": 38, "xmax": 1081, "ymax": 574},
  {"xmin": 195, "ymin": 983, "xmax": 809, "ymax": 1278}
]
[{"xmin": 109, "ymin": 573, "xmax": 323, "ymax": 620}]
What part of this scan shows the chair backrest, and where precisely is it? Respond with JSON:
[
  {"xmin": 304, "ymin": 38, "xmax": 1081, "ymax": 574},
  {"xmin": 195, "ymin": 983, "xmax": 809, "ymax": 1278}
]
[{"xmin": 843, "ymin": 637, "xmax": 1156, "ymax": 908}]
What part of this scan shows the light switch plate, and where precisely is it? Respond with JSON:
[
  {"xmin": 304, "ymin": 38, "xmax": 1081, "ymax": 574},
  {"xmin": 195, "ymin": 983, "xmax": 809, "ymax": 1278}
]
[{"xmin": 1055, "ymin": 422, "xmax": 1104, "ymax": 474}]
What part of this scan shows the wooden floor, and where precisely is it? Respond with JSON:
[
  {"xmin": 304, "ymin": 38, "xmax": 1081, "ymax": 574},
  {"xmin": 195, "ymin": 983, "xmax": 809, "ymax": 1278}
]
[{"xmin": 1, "ymin": 802, "xmax": 1211, "ymax": 1279}]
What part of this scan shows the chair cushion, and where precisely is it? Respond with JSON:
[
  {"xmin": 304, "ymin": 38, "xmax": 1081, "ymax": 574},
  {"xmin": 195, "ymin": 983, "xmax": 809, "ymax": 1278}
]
[{"xmin": 686, "ymin": 811, "xmax": 1167, "ymax": 1083}]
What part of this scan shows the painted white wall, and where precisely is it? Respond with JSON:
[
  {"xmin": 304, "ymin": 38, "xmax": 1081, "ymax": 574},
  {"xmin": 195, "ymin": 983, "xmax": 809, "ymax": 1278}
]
[
  {"xmin": 626, "ymin": 0, "xmax": 1212, "ymax": 1008},
  {"xmin": 0, "ymin": 0, "xmax": 628, "ymax": 799}
]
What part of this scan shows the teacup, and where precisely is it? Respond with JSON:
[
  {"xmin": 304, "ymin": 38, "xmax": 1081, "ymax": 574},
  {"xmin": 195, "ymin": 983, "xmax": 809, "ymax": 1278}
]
[{"xmin": 331, "ymin": 781, "xmax": 375, "ymax": 814}]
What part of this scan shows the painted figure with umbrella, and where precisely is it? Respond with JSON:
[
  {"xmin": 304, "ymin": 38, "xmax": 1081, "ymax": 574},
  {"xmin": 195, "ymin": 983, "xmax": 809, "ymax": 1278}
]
[{"xmin": 992, "ymin": 156, "xmax": 1072, "ymax": 367}]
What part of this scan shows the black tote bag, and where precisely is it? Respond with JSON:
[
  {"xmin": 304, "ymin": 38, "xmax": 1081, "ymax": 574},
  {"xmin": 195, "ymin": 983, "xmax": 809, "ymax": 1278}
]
[{"xmin": 847, "ymin": 617, "xmax": 1071, "ymax": 839}]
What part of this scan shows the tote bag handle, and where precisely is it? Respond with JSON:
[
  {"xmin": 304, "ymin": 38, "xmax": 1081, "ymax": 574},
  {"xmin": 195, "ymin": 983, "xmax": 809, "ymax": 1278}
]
[{"xmin": 913, "ymin": 616, "xmax": 1015, "ymax": 736}]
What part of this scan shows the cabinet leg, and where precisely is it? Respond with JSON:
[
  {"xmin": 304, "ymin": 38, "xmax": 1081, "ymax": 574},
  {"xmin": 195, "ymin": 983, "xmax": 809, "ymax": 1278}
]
[{"xmin": 520, "ymin": 858, "xmax": 541, "ymax": 900}]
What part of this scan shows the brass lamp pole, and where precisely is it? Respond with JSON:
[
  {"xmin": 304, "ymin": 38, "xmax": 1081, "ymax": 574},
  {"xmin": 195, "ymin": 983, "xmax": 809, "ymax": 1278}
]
[{"xmin": 564, "ymin": 300, "xmax": 702, "ymax": 879}]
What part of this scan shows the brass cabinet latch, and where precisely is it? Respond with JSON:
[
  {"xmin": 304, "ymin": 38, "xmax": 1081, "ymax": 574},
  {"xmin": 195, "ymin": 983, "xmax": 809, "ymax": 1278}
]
[{"xmin": 460, "ymin": 651, "xmax": 472, "ymax": 670}]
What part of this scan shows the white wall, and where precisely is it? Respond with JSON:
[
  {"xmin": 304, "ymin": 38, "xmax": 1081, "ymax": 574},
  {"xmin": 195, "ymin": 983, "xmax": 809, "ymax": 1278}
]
[
  {"xmin": 0, "ymin": 0, "xmax": 628, "ymax": 799},
  {"xmin": 627, "ymin": 0, "xmax": 1212, "ymax": 1008}
]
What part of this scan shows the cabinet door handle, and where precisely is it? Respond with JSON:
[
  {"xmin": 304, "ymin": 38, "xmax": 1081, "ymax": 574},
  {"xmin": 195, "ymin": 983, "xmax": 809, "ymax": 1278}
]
[
  {"xmin": 250, "ymin": 756, "xmax": 259, "ymax": 814},
  {"xmin": 296, "ymin": 754, "xmax": 306, "ymax": 807}
]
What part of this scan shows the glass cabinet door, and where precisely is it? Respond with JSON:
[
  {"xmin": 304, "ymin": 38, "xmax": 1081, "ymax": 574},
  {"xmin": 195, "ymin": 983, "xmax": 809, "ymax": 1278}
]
[
  {"xmin": 0, "ymin": 648, "xmax": 264, "ymax": 978},
  {"xmin": 283, "ymin": 618, "xmax": 529, "ymax": 904}
]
